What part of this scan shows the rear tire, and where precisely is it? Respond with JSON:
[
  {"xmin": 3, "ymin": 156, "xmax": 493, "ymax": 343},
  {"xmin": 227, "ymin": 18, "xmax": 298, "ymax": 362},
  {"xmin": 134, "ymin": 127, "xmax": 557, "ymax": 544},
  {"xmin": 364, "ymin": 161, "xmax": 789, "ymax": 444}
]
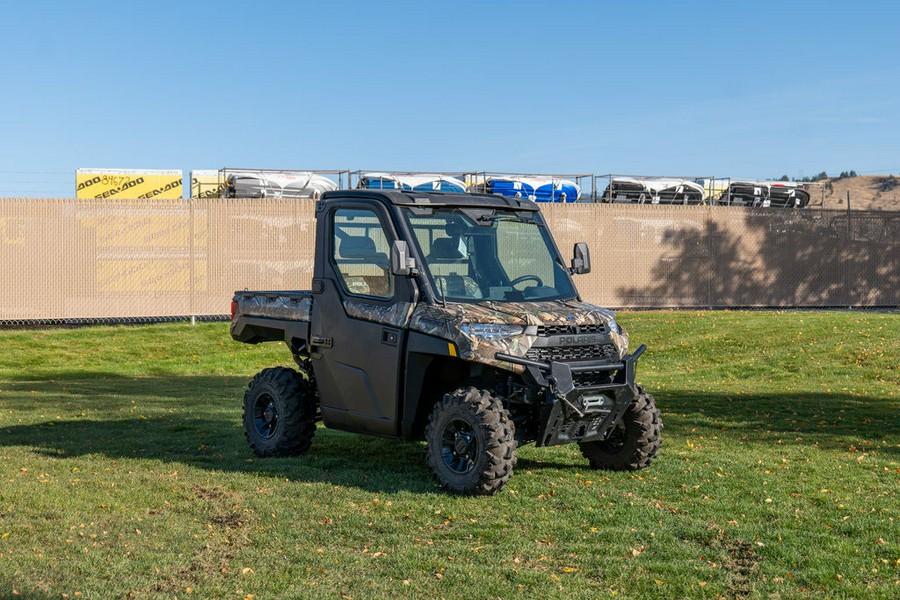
[
  {"xmin": 243, "ymin": 367, "xmax": 316, "ymax": 457},
  {"xmin": 579, "ymin": 387, "xmax": 661, "ymax": 471},
  {"xmin": 425, "ymin": 386, "xmax": 516, "ymax": 496}
]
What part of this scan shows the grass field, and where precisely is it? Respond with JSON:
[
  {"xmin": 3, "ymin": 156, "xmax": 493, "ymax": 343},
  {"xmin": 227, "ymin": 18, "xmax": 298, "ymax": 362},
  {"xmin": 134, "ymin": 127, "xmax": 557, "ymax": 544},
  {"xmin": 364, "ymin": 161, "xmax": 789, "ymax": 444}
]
[{"xmin": 0, "ymin": 311, "xmax": 897, "ymax": 599}]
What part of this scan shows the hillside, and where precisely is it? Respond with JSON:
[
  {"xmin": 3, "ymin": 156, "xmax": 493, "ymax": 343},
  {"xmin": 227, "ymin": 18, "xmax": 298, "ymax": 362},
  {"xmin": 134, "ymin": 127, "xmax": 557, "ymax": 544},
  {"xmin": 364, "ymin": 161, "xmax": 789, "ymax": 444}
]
[{"xmin": 810, "ymin": 174, "xmax": 900, "ymax": 211}]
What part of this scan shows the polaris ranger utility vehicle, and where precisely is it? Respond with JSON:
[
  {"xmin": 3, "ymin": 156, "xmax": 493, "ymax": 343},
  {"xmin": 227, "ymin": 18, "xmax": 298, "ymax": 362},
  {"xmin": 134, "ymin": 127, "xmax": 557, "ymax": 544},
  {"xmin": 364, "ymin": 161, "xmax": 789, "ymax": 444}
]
[{"xmin": 230, "ymin": 190, "xmax": 661, "ymax": 495}]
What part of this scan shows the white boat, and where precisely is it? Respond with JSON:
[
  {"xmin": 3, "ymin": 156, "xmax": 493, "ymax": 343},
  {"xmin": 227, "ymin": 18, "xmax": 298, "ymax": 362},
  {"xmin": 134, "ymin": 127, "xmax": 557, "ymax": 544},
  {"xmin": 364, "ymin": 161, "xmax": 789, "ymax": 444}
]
[
  {"xmin": 357, "ymin": 172, "xmax": 467, "ymax": 193},
  {"xmin": 225, "ymin": 171, "xmax": 338, "ymax": 199},
  {"xmin": 718, "ymin": 181, "xmax": 810, "ymax": 208},
  {"xmin": 602, "ymin": 177, "xmax": 706, "ymax": 205}
]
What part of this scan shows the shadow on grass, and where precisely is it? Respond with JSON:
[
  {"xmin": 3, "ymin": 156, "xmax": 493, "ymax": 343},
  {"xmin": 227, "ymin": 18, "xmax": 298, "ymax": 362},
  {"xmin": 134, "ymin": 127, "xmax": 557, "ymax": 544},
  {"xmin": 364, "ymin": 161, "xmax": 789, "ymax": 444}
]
[
  {"xmin": 660, "ymin": 389, "xmax": 899, "ymax": 455},
  {"xmin": 1, "ymin": 412, "xmax": 441, "ymax": 494},
  {"xmin": 3, "ymin": 371, "xmax": 140, "ymax": 382},
  {"xmin": 1, "ymin": 375, "xmax": 441, "ymax": 494},
  {"xmin": 2, "ymin": 376, "xmax": 897, "ymax": 497}
]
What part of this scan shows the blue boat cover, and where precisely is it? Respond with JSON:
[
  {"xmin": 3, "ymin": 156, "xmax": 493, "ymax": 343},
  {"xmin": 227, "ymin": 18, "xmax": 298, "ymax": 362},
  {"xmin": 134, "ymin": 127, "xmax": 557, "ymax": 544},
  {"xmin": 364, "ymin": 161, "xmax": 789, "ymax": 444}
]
[{"xmin": 485, "ymin": 178, "xmax": 579, "ymax": 202}]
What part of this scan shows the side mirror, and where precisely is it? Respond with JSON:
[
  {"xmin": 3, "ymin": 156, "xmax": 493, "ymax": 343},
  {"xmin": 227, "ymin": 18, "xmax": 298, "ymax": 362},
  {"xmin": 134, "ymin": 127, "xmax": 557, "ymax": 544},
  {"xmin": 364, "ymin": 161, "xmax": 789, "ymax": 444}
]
[
  {"xmin": 571, "ymin": 242, "xmax": 591, "ymax": 274},
  {"xmin": 391, "ymin": 240, "xmax": 418, "ymax": 276}
]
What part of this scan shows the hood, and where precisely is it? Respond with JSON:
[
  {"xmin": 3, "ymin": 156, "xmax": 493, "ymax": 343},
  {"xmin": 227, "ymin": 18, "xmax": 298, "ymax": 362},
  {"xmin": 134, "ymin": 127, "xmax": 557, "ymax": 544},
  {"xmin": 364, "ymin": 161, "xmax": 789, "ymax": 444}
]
[
  {"xmin": 464, "ymin": 299, "xmax": 617, "ymax": 326},
  {"xmin": 408, "ymin": 300, "xmax": 629, "ymax": 373}
]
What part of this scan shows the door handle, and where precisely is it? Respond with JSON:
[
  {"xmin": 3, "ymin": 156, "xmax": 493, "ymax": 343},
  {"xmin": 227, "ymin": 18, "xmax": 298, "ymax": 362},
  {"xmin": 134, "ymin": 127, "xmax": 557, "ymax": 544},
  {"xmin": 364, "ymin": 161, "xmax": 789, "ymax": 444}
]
[
  {"xmin": 381, "ymin": 328, "xmax": 399, "ymax": 347},
  {"xmin": 311, "ymin": 336, "xmax": 333, "ymax": 348}
]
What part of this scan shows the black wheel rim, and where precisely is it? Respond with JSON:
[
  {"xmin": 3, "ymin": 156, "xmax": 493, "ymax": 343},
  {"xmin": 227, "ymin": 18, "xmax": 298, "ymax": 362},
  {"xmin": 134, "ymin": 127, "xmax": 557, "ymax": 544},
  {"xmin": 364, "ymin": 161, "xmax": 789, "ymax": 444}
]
[
  {"xmin": 440, "ymin": 417, "xmax": 478, "ymax": 474},
  {"xmin": 253, "ymin": 392, "xmax": 279, "ymax": 439},
  {"xmin": 602, "ymin": 420, "xmax": 626, "ymax": 452}
]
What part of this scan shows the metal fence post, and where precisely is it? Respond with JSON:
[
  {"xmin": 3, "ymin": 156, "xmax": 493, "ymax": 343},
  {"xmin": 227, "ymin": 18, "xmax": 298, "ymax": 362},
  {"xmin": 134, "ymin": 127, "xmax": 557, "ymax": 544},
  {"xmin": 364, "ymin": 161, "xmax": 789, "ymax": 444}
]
[
  {"xmin": 189, "ymin": 198, "xmax": 196, "ymax": 325},
  {"xmin": 845, "ymin": 191, "xmax": 852, "ymax": 307}
]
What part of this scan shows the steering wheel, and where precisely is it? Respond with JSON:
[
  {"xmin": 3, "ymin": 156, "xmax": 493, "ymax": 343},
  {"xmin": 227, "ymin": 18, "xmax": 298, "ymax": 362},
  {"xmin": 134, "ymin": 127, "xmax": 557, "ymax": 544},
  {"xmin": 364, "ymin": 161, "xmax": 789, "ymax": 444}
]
[{"xmin": 509, "ymin": 274, "xmax": 544, "ymax": 288}]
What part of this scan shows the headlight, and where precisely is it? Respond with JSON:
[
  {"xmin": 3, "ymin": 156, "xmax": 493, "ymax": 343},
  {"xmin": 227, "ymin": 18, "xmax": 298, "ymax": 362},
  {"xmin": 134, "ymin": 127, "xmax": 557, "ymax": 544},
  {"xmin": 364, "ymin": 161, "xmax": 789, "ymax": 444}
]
[{"xmin": 459, "ymin": 323, "xmax": 524, "ymax": 341}]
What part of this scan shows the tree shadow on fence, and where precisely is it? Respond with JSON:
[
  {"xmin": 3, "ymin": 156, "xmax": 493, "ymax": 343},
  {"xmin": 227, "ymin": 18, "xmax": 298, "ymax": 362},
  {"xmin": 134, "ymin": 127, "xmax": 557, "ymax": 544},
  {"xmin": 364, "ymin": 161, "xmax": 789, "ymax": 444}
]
[{"xmin": 618, "ymin": 210, "xmax": 900, "ymax": 307}]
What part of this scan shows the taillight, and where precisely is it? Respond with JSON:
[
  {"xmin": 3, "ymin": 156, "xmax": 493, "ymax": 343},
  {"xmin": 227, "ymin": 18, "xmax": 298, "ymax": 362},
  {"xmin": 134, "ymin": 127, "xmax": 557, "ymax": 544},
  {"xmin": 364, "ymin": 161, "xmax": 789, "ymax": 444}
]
[{"xmin": 230, "ymin": 300, "xmax": 238, "ymax": 321}]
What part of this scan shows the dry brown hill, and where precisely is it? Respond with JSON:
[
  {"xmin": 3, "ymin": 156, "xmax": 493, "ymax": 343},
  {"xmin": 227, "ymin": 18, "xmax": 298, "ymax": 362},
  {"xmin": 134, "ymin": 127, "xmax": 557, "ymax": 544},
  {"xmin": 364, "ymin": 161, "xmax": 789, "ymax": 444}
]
[{"xmin": 809, "ymin": 175, "xmax": 900, "ymax": 211}]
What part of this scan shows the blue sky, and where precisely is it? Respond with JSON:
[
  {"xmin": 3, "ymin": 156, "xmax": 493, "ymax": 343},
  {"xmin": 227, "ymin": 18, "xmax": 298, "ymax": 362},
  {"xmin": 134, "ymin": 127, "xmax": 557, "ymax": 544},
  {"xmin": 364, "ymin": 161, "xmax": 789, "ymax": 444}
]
[{"xmin": 1, "ymin": 0, "xmax": 898, "ymax": 196}]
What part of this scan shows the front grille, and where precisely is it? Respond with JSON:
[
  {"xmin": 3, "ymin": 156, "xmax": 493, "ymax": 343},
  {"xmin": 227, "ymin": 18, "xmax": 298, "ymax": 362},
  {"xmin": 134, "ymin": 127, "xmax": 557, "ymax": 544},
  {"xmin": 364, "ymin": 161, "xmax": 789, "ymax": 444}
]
[
  {"xmin": 526, "ymin": 343, "xmax": 618, "ymax": 363},
  {"xmin": 536, "ymin": 324, "xmax": 606, "ymax": 336},
  {"xmin": 572, "ymin": 370, "xmax": 614, "ymax": 388}
]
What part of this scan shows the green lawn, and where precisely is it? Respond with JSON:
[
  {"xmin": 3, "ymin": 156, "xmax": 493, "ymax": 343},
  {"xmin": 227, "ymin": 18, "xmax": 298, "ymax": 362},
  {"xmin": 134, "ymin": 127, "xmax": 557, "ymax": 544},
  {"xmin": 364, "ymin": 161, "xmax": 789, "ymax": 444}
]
[{"xmin": 0, "ymin": 311, "xmax": 897, "ymax": 599}]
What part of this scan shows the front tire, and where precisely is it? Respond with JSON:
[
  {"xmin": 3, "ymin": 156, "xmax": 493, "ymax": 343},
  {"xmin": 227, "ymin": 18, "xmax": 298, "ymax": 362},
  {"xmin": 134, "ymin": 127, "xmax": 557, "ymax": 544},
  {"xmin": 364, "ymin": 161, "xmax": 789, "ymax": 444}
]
[
  {"xmin": 243, "ymin": 367, "xmax": 316, "ymax": 457},
  {"xmin": 579, "ymin": 387, "xmax": 661, "ymax": 471},
  {"xmin": 425, "ymin": 387, "xmax": 516, "ymax": 496}
]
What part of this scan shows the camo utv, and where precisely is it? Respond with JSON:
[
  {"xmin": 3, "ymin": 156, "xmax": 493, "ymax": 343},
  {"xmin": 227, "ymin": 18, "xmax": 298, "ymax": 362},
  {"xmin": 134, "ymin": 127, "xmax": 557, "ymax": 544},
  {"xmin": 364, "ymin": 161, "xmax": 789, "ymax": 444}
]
[{"xmin": 231, "ymin": 190, "xmax": 661, "ymax": 495}]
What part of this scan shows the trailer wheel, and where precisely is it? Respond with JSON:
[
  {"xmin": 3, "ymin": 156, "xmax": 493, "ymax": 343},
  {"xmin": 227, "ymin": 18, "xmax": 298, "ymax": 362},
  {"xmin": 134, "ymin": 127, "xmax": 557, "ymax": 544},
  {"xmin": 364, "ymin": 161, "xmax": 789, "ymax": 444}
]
[
  {"xmin": 579, "ymin": 387, "xmax": 661, "ymax": 471},
  {"xmin": 425, "ymin": 387, "xmax": 516, "ymax": 496},
  {"xmin": 243, "ymin": 367, "xmax": 316, "ymax": 457}
]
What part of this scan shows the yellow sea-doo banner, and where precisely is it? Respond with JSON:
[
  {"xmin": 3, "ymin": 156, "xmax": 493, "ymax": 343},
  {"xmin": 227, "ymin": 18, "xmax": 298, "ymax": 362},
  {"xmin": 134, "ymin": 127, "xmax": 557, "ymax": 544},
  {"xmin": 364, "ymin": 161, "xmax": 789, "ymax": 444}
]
[
  {"xmin": 190, "ymin": 170, "xmax": 225, "ymax": 198},
  {"xmin": 76, "ymin": 168, "xmax": 183, "ymax": 199}
]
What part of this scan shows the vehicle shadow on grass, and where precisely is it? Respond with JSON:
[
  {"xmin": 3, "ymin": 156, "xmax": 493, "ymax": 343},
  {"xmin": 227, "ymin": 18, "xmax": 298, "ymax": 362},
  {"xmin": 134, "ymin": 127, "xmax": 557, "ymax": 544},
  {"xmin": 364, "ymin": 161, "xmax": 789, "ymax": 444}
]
[
  {"xmin": 2, "ymin": 377, "xmax": 897, "ymax": 496},
  {"xmin": 0, "ymin": 375, "xmax": 441, "ymax": 494}
]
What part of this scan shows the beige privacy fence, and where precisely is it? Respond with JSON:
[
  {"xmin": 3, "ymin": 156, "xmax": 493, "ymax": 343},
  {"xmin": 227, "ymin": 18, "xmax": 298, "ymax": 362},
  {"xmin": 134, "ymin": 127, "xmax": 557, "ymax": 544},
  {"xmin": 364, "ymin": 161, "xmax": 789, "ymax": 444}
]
[{"xmin": 0, "ymin": 198, "xmax": 897, "ymax": 322}]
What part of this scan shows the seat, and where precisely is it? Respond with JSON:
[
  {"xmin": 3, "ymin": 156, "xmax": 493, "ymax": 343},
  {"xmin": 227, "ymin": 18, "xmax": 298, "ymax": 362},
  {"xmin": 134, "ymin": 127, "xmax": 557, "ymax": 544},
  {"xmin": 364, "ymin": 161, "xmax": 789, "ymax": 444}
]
[
  {"xmin": 427, "ymin": 237, "xmax": 482, "ymax": 299},
  {"xmin": 427, "ymin": 237, "xmax": 464, "ymax": 261},
  {"xmin": 337, "ymin": 236, "xmax": 390, "ymax": 297},
  {"xmin": 340, "ymin": 236, "xmax": 389, "ymax": 267}
]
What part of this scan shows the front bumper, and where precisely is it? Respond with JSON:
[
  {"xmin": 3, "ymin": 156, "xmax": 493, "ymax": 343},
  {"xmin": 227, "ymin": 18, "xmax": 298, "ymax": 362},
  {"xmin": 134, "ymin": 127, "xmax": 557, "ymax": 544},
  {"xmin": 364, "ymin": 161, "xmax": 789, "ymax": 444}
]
[{"xmin": 496, "ymin": 344, "xmax": 646, "ymax": 447}]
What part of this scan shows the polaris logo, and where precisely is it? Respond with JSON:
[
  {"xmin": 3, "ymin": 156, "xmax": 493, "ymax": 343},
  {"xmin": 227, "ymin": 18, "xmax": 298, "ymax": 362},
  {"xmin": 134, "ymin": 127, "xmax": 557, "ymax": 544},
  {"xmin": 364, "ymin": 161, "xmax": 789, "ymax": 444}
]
[{"xmin": 551, "ymin": 334, "xmax": 604, "ymax": 346}]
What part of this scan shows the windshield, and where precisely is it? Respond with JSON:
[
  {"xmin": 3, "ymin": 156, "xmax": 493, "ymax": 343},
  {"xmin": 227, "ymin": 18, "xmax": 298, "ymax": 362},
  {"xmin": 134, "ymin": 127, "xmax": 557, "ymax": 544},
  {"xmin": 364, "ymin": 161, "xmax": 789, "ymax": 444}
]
[{"xmin": 402, "ymin": 207, "xmax": 577, "ymax": 303}]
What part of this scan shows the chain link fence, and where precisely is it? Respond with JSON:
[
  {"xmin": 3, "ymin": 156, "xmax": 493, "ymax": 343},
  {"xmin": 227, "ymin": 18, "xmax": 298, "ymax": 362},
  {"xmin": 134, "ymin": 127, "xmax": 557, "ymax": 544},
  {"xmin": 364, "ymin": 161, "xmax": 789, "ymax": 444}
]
[
  {"xmin": 1, "ymin": 198, "xmax": 896, "ymax": 325},
  {"xmin": 540, "ymin": 203, "xmax": 899, "ymax": 307}
]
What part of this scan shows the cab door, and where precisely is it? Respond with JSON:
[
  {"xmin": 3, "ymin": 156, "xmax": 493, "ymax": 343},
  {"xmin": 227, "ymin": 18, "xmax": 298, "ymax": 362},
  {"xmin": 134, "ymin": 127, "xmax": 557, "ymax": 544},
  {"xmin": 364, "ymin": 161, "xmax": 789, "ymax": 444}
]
[{"xmin": 309, "ymin": 203, "xmax": 415, "ymax": 437}]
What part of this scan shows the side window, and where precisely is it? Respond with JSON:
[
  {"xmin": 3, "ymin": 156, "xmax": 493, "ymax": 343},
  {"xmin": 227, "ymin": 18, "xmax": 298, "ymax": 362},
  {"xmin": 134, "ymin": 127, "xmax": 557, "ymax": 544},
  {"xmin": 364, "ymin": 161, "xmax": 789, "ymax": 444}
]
[{"xmin": 332, "ymin": 208, "xmax": 393, "ymax": 299}]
